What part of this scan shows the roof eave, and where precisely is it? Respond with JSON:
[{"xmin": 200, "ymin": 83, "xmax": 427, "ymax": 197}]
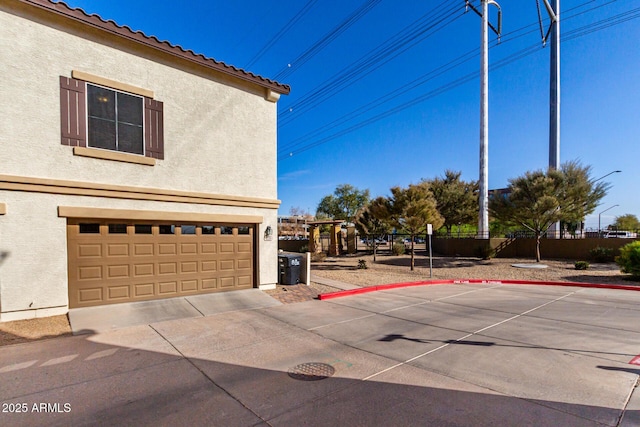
[{"xmin": 16, "ymin": 0, "xmax": 291, "ymax": 95}]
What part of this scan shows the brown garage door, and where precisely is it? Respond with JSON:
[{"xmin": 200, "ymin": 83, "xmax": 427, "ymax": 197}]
[{"xmin": 67, "ymin": 220, "xmax": 254, "ymax": 308}]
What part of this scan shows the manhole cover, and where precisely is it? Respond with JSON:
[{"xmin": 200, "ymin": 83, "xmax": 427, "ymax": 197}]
[{"xmin": 288, "ymin": 362, "xmax": 335, "ymax": 381}]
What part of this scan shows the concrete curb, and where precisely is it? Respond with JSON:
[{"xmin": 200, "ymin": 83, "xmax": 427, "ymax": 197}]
[{"xmin": 318, "ymin": 279, "xmax": 640, "ymax": 300}]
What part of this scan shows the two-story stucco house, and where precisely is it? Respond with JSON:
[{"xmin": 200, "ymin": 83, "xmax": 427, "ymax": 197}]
[{"xmin": 0, "ymin": 0, "xmax": 290, "ymax": 321}]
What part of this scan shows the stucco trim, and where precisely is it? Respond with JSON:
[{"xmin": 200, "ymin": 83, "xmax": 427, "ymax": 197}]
[
  {"xmin": 265, "ymin": 89, "xmax": 281, "ymax": 103},
  {"xmin": 58, "ymin": 206, "xmax": 263, "ymax": 223},
  {"xmin": 72, "ymin": 70, "xmax": 154, "ymax": 98},
  {"xmin": 0, "ymin": 175, "xmax": 281, "ymax": 209},
  {"xmin": 73, "ymin": 147, "xmax": 156, "ymax": 166},
  {"xmin": 0, "ymin": 203, "xmax": 6, "ymax": 215}
]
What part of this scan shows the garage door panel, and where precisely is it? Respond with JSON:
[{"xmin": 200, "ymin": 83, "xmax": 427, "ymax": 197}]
[
  {"xmin": 180, "ymin": 261, "xmax": 198, "ymax": 273},
  {"xmin": 158, "ymin": 243, "xmax": 177, "ymax": 255},
  {"xmin": 237, "ymin": 259, "xmax": 251, "ymax": 270},
  {"xmin": 219, "ymin": 242, "xmax": 235, "ymax": 253},
  {"xmin": 180, "ymin": 243, "xmax": 197, "ymax": 254},
  {"xmin": 78, "ymin": 266, "xmax": 102, "ymax": 280},
  {"xmin": 158, "ymin": 262, "xmax": 177, "ymax": 275},
  {"xmin": 220, "ymin": 260, "xmax": 235, "ymax": 271},
  {"xmin": 201, "ymin": 243, "xmax": 217, "ymax": 254},
  {"xmin": 134, "ymin": 283, "xmax": 155, "ymax": 297},
  {"xmin": 202, "ymin": 260, "xmax": 217, "ymax": 272},
  {"xmin": 108, "ymin": 285, "xmax": 130, "ymax": 300},
  {"xmin": 238, "ymin": 242, "xmax": 251, "ymax": 253},
  {"xmin": 107, "ymin": 264, "xmax": 129, "ymax": 279},
  {"xmin": 134, "ymin": 263, "xmax": 154, "ymax": 277},
  {"xmin": 107, "ymin": 243, "xmax": 129, "ymax": 257},
  {"xmin": 134, "ymin": 243, "xmax": 154, "ymax": 256},
  {"xmin": 237, "ymin": 275, "xmax": 252, "ymax": 287},
  {"xmin": 220, "ymin": 277, "xmax": 235, "ymax": 288},
  {"xmin": 159, "ymin": 281, "xmax": 178, "ymax": 294},
  {"xmin": 78, "ymin": 287, "xmax": 102, "ymax": 303},
  {"xmin": 202, "ymin": 278, "xmax": 218, "ymax": 289},
  {"xmin": 181, "ymin": 280, "xmax": 198, "ymax": 292},
  {"xmin": 68, "ymin": 222, "xmax": 254, "ymax": 308},
  {"xmin": 78, "ymin": 244, "xmax": 102, "ymax": 257}
]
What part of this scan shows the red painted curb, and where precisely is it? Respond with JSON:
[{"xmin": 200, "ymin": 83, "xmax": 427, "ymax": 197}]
[{"xmin": 317, "ymin": 279, "xmax": 640, "ymax": 300}]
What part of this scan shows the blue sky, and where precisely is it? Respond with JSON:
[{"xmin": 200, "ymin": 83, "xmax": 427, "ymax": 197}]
[{"xmin": 60, "ymin": 0, "xmax": 640, "ymax": 230}]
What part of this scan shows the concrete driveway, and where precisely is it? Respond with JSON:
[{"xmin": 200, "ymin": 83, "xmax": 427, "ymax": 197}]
[{"xmin": 1, "ymin": 282, "xmax": 639, "ymax": 426}]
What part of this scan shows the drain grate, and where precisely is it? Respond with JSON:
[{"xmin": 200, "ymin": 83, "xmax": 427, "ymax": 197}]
[{"xmin": 288, "ymin": 362, "xmax": 335, "ymax": 381}]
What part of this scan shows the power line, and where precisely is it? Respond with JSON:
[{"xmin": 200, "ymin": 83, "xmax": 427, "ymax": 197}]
[
  {"xmin": 277, "ymin": 3, "xmax": 640, "ymax": 161},
  {"xmin": 273, "ymin": 0, "xmax": 383, "ymax": 81},
  {"xmin": 278, "ymin": 0, "xmax": 465, "ymax": 126},
  {"xmin": 278, "ymin": 46, "xmax": 479, "ymax": 154},
  {"xmin": 278, "ymin": 0, "xmax": 629, "ymax": 156},
  {"xmin": 244, "ymin": 0, "xmax": 319, "ymax": 70},
  {"xmin": 278, "ymin": 0, "xmax": 463, "ymax": 125}
]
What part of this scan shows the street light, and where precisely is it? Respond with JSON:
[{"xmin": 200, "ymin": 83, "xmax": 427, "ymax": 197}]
[
  {"xmin": 598, "ymin": 204, "xmax": 619, "ymax": 235},
  {"xmin": 593, "ymin": 170, "xmax": 621, "ymax": 183}
]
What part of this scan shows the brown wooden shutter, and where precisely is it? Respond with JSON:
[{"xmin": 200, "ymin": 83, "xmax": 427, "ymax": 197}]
[
  {"xmin": 145, "ymin": 98, "xmax": 164, "ymax": 159},
  {"xmin": 60, "ymin": 76, "xmax": 86, "ymax": 147}
]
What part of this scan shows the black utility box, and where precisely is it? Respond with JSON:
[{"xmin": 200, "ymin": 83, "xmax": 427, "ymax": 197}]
[{"xmin": 278, "ymin": 254, "xmax": 302, "ymax": 285}]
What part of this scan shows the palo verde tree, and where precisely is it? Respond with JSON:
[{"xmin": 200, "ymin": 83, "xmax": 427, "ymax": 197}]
[
  {"xmin": 316, "ymin": 184, "xmax": 370, "ymax": 225},
  {"xmin": 424, "ymin": 170, "xmax": 478, "ymax": 236},
  {"xmin": 370, "ymin": 183, "xmax": 444, "ymax": 271},
  {"xmin": 489, "ymin": 161, "xmax": 608, "ymax": 262},
  {"xmin": 354, "ymin": 205, "xmax": 392, "ymax": 262}
]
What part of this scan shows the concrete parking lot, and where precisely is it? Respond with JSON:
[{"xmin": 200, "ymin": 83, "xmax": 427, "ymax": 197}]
[{"xmin": 1, "ymin": 282, "xmax": 639, "ymax": 426}]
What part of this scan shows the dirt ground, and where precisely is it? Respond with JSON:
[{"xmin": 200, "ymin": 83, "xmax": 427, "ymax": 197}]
[{"xmin": 1, "ymin": 254, "xmax": 636, "ymax": 347}]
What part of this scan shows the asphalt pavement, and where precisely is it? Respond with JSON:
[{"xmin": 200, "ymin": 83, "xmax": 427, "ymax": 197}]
[{"xmin": 1, "ymin": 282, "xmax": 639, "ymax": 426}]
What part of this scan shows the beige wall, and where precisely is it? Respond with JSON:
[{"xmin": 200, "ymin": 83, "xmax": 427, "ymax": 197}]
[{"xmin": 0, "ymin": 4, "xmax": 281, "ymax": 320}]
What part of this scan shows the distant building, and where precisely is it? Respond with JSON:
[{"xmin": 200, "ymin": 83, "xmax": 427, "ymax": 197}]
[{"xmin": 278, "ymin": 216, "xmax": 312, "ymax": 239}]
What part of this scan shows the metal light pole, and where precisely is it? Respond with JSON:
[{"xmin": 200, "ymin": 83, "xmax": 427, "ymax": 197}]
[
  {"xmin": 598, "ymin": 204, "xmax": 619, "ymax": 235},
  {"xmin": 466, "ymin": 0, "xmax": 501, "ymax": 239},
  {"xmin": 593, "ymin": 170, "xmax": 622, "ymax": 183}
]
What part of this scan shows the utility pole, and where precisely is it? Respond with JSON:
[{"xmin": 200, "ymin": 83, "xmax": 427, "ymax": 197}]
[
  {"xmin": 466, "ymin": 1, "xmax": 501, "ymax": 239},
  {"xmin": 549, "ymin": 0, "xmax": 560, "ymax": 171},
  {"xmin": 537, "ymin": 0, "xmax": 560, "ymax": 237}
]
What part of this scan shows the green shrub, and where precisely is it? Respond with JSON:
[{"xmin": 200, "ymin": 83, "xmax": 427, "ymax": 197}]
[
  {"xmin": 574, "ymin": 261, "xmax": 590, "ymax": 270},
  {"xmin": 392, "ymin": 242, "xmax": 405, "ymax": 255},
  {"xmin": 616, "ymin": 241, "xmax": 640, "ymax": 277},
  {"xmin": 299, "ymin": 244, "xmax": 309, "ymax": 253},
  {"xmin": 358, "ymin": 259, "xmax": 368, "ymax": 269},
  {"xmin": 589, "ymin": 246, "xmax": 616, "ymax": 263}
]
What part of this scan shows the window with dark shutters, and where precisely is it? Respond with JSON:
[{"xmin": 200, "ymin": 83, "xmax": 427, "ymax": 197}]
[{"xmin": 60, "ymin": 76, "xmax": 164, "ymax": 160}]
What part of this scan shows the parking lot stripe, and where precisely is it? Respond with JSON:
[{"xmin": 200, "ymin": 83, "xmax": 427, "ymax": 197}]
[{"xmin": 362, "ymin": 290, "xmax": 578, "ymax": 381}]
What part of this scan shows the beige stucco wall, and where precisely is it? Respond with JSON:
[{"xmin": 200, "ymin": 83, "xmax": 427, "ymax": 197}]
[
  {"xmin": 0, "ymin": 6, "xmax": 277, "ymax": 198},
  {"xmin": 0, "ymin": 4, "xmax": 281, "ymax": 320}
]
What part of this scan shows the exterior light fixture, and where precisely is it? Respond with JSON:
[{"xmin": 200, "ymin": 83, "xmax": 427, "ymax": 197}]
[{"xmin": 264, "ymin": 225, "xmax": 273, "ymax": 240}]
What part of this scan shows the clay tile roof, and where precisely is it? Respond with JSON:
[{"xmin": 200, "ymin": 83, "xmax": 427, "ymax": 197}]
[{"xmin": 19, "ymin": 0, "xmax": 290, "ymax": 95}]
